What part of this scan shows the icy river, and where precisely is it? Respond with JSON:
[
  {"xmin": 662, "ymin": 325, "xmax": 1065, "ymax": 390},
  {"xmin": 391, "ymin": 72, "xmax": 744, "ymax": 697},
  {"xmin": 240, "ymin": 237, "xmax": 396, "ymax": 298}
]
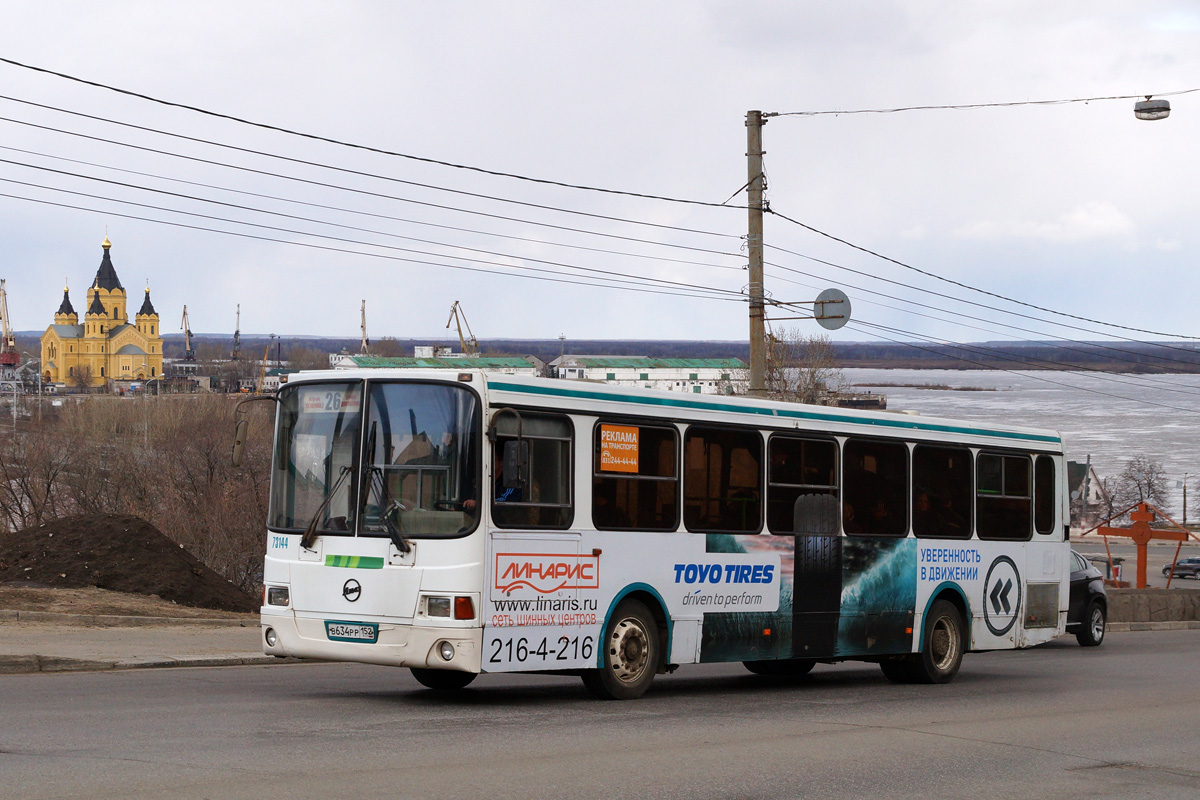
[{"xmin": 846, "ymin": 368, "xmax": 1200, "ymax": 519}]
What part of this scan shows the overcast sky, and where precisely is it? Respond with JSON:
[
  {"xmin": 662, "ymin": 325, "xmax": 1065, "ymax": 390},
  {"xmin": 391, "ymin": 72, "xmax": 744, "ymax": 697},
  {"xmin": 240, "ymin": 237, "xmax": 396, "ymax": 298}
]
[{"xmin": 1, "ymin": 1, "xmax": 1197, "ymax": 349}]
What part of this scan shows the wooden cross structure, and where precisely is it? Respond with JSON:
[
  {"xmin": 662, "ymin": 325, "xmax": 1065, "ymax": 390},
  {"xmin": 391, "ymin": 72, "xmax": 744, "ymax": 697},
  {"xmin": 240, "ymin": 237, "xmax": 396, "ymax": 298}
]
[{"xmin": 1087, "ymin": 502, "xmax": 1196, "ymax": 588}]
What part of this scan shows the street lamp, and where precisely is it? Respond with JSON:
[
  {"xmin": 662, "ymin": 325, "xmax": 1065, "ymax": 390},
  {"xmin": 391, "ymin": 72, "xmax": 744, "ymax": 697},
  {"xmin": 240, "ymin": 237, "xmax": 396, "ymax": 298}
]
[
  {"xmin": 1134, "ymin": 96, "xmax": 1170, "ymax": 121},
  {"xmin": 1178, "ymin": 473, "xmax": 1191, "ymax": 527}
]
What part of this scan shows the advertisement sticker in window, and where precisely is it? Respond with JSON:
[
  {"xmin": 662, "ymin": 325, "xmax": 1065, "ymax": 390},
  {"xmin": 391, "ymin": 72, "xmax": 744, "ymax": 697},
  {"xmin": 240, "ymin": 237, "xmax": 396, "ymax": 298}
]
[{"xmin": 599, "ymin": 424, "xmax": 639, "ymax": 473}]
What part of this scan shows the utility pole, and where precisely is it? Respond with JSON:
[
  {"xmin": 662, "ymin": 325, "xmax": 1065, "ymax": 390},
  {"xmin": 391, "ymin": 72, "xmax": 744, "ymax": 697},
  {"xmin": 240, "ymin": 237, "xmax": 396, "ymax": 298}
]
[{"xmin": 746, "ymin": 110, "xmax": 767, "ymax": 396}]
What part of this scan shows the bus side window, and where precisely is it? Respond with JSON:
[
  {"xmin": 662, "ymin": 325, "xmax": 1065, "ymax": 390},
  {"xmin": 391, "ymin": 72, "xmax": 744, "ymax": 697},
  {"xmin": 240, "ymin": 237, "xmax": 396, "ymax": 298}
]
[
  {"xmin": 767, "ymin": 435, "xmax": 838, "ymax": 535},
  {"xmin": 1034, "ymin": 455, "xmax": 1056, "ymax": 535},
  {"xmin": 842, "ymin": 438, "xmax": 908, "ymax": 537},
  {"xmin": 492, "ymin": 413, "xmax": 573, "ymax": 529},
  {"xmin": 593, "ymin": 422, "xmax": 678, "ymax": 531},
  {"xmin": 683, "ymin": 426, "xmax": 762, "ymax": 533},
  {"xmin": 912, "ymin": 444, "xmax": 973, "ymax": 540},
  {"xmin": 977, "ymin": 453, "xmax": 1032, "ymax": 541}
]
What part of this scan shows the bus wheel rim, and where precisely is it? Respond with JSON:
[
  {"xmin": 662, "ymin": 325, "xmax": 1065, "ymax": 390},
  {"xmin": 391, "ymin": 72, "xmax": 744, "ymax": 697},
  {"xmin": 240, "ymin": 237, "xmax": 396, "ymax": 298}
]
[
  {"xmin": 609, "ymin": 616, "xmax": 650, "ymax": 683},
  {"xmin": 930, "ymin": 615, "xmax": 958, "ymax": 671}
]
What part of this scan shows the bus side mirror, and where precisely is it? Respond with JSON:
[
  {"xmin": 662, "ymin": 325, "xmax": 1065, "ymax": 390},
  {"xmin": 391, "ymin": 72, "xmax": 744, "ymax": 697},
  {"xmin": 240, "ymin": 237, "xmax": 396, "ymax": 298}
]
[
  {"xmin": 232, "ymin": 419, "xmax": 248, "ymax": 467},
  {"xmin": 502, "ymin": 439, "xmax": 529, "ymax": 489}
]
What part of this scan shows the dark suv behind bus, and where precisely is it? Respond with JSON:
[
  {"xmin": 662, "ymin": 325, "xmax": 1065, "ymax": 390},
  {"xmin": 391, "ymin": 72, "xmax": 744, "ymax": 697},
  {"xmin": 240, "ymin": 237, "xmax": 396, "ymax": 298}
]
[
  {"xmin": 1067, "ymin": 550, "xmax": 1107, "ymax": 647},
  {"xmin": 1162, "ymin": 557, "xmax": 1200, "ymax": 579}
]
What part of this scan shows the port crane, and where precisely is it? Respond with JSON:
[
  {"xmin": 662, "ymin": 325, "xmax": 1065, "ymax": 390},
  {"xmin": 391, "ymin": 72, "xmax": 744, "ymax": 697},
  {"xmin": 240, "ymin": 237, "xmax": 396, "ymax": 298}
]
[
  {"xmin": 180, "ymin": 305, "xmax": 195, "ymax": 362},
  {"xmin": 360, "ymin": 300, "xmax": 369, "ymax": 355},
  {"xmin": 230, "ymin": 304, "xmax": 241, "ymax": 361},
  {"xmin": 258, "ymin": 344, "xmax": 269, "ymax": 393},
  {"xmin": 0, "ymin": 279, "xmax": 18, "ymax": 370},
  {"xmin": 445, "ymin": 300, "xmax": 479, "ymax": 356}
]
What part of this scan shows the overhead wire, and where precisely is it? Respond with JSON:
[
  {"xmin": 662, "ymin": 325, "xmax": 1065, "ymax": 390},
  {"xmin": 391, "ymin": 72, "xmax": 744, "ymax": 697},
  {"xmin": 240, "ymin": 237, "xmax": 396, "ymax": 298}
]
[
  {"xmin": 0, "ymin": 175, "xmax": 745, "ymax": 301},
  {"xmin": 0, "ymin": 110, "xmax": 741, "ymax": 255},
  {"xmin": 848, "ymin": 319, "xmax": 1200, "ymax": 410},
  {"xmin": 765, "ymin": 267, "xmax": 1200, "ymax": 391},
  {"xmin": 847, "ymin": 320, "xmax": 1200, "ymax": 416},
  {"xmin": 0, "ymin": 142, "xmax": 747, "ymax": 272},
  {"xmin": 766, "ymin": 208, "xmax": 1200, "ymax": 343},
  {"xmin": 4, "ymin": 59, "xmax": 1199, "ymax": 364},
  {"xmin": 0, "ymin": 156, "xmax": 747, "ymax": 298},
  {"xmin": 0, "ymin": 91, "xmax": 740, "ymax": 237},
  {"xmin": 767, "ymin": 88, "xmax": 1200, "ymax": 117},
  {"xmin": 0, "ymin": 188, "xmax": 747, "ymax": 303},
  {"xmin": 763, "ymin": 247, "xmax": 1200, "ymax": 372},
  {"xmin": 0, "ymin": 56, "xmax": 749, "ymax": 209}
]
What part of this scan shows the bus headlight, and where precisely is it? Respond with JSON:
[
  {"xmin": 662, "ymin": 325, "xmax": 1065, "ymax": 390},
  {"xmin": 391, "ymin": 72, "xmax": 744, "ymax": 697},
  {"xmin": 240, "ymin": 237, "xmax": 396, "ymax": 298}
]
[
  {"xmin": 267, "ymin": 586, "xmax": 290, "ymax": 606},
  {"xmin": 425, "ymin": 596, "xmax": 452, "ymax": 617},
  {"xmin": 265, "ymin": 627, "xmax": 278, "ymax": 647},
  {"xmin": 438, "ymin": 641, "xmax": 455, "ymax": 661}
]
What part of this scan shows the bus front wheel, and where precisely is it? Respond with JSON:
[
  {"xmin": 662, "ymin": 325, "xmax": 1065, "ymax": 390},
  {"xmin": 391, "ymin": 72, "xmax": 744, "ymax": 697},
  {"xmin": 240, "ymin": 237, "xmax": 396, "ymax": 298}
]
[
  {"xmin": 410, "ymin": 668, "xmax": 477, "ymax": 691},
  {"xmin": 582, "ymin": 599, "xmax": 660, "ymax": 700}
]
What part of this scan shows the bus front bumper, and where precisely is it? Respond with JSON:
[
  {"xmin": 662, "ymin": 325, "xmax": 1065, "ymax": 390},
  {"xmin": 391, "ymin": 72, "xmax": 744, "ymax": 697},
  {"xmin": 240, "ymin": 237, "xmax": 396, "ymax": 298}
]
[{"xmin": 261, "ymin": 610, "xmax": 482, "ymax": 672}]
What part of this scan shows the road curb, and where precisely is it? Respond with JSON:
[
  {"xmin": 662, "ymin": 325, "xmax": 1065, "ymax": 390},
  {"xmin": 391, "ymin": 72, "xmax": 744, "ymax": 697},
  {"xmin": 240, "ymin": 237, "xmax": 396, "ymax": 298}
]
[
  {"xmin": 1107, "ymin": 621, "xmax": 1200, "ymax": 632},
  {"xmin": 0, "ymin": 609, "xmax": 255, "ymax": 627},
  {"xmin": 0, "ymin": 653, "xmax": 294, "ymax": 675}
]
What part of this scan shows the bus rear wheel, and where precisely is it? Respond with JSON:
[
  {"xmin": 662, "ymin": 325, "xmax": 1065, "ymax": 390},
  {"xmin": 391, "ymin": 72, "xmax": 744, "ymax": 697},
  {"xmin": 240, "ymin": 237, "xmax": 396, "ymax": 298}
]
[
  {"xmin": 410, "ymin": 668, "xmax": 477, "ymax": 691},
  {"xmin": 582, "ymin": 599, "xmax": 660, "ymax": 700},
  {"xmin": 744, "ymin": 659, "xmax": 815, "ymax": 677},
  {"xmin": 881, "ymin": 600, "xmax": 965, "ymax": 684},
  {"xmin": 911, "ymin": 599, "xmax": 965, "ymax": 684}
]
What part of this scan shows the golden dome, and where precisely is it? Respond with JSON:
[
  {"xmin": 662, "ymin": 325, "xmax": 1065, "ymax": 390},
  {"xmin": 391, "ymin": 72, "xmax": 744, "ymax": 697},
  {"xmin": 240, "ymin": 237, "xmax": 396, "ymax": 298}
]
[{"xmin": 102, "ymin": 235, "xmax": 112, "ymax": 249}]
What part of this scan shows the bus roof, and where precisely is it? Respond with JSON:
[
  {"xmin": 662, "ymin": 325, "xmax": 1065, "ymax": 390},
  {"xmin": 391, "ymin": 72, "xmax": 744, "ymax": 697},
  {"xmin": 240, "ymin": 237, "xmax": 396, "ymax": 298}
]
[{"xmin": 282, "ymin": 368, "xmax": 1064, "ymax": 450}]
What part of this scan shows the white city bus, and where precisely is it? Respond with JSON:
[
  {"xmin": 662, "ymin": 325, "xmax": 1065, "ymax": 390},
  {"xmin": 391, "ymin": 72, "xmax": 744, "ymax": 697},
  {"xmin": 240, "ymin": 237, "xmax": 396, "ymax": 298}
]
[{"xmin": 256, "ymin": 369, "xmax": 1069, "ymax": 699}]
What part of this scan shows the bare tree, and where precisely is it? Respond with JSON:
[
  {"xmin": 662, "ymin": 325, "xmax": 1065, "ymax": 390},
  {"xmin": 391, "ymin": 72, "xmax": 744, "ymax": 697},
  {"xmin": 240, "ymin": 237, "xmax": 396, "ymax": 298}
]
[
  {"xmin": 763, "ymin": 328, "xmax": 847, "ymax": 404},
  {"xmin": 1097, "ymin": 456, "xmax": 1169, "ymax": 524},
  {"xmin": 68, "ymin": 365, "xmax": 94, "ymax": 392},
  {"xmin": 285, "ymin": 345, "xmax": 329, "ymax": 370},
  {"xmin": 373, "ymin": 337, "xmax": 407, "ymax": 357},
  {"xmin": 0, "ymin": 395, "xmax": 273, "ymax": 593}
]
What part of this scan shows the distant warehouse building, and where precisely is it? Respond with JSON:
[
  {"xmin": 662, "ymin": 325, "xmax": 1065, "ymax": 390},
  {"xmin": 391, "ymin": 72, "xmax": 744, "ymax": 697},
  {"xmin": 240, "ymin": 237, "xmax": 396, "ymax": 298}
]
[
  {"xmin": 550, "ymin": 355, "xmax": 746, "ymax": 395},
  {"xmin": 330, "ymin": 354, "xmax": 542, "ymax": 376}
]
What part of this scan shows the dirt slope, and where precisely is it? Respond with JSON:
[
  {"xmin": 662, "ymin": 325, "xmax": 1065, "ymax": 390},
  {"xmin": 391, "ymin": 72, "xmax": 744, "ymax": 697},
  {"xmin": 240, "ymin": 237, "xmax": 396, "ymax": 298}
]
[{"xmin": 0, "ymin": 514, "xmax": 258, "ymax": 613}]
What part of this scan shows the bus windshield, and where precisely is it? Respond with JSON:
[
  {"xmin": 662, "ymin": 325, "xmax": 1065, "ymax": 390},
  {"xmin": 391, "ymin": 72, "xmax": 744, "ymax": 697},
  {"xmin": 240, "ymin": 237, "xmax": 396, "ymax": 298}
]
[
  {"xmin": 360, "ymin": 381, "xmax": 481, "ymax": 537},
  {"xmin": 269, "ymin": 380, "xmax": 481, "ymax": 538},
  {"xmin": 270, "ymin": 381, "xmax": 364, "ymax": 534}
]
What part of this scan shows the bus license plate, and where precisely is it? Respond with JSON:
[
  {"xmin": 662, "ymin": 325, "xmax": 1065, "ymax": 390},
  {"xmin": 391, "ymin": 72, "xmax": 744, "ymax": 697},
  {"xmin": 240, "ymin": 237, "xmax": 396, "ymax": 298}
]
[{"xmin": 325, "ymin": 621, "xmax": 379, "ymax": 643}]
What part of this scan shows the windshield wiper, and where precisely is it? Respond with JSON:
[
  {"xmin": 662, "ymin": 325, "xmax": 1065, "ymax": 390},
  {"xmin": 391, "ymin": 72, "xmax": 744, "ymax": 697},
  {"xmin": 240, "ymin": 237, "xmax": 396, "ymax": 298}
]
[
  {"xmin": 365, "ymin": 463, "xmax": 412, "ymax": 554},
  {"xmin": 300, "ymin": 465, "xmax": 353, "ymax": 550}
]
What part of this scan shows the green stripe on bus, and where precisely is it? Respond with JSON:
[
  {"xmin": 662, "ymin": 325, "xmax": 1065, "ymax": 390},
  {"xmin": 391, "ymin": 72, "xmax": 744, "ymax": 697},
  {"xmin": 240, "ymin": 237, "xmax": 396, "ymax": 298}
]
[
  {"xmin": 486, "ymin": 380, "xmax": 1061, "ymax": 445},
  {"xmin": 324, "ymin": 555, "xmax": 385, "ymax": 569}
]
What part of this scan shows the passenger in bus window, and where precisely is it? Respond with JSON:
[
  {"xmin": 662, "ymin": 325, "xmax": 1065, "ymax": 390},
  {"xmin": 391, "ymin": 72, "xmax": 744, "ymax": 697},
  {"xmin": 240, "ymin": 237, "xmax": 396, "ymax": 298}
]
[{"xmin": 913, "ymin": 491, "xmax": 934, "ymax": 532}]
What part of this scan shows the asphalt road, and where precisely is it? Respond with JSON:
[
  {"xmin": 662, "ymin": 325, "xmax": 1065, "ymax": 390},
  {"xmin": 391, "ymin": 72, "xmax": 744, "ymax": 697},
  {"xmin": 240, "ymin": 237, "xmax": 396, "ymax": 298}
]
[
  {"xmin": 1071, "ymin": 541, "xmax": 1200, "ymax": 588},
  {"xmin": 3, "ymin": 631, "xmax": 1199, "ymax": 800}
]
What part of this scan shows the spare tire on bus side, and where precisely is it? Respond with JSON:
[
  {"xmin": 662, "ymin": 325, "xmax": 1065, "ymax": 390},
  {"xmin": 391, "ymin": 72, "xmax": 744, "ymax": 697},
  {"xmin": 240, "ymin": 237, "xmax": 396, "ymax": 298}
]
[{"xmin": 582, "ymin": 598, "xmax": 660, "ymax": 700}]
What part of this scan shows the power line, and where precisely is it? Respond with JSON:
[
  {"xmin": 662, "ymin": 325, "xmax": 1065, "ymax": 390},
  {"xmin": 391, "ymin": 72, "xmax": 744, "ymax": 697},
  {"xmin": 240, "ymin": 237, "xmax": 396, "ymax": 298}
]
[
  {"xmin": 847, "ymin": 320, "xmax": 1200, "ymax": 416},
  {"xmin": 768, "ymin": 88, "xmax": 1200, "ymax": 117},
  {"xmin": 0, "ymin": 183, "xmax": 745, "ymax": 302},
  {"xmin": 0, "ymin": 95, "xmax": 738, "ymax": 239},
  {"xmin": 764, "ymin": 266, "xmax": 1200, "ymax": 386},
  {"xmin": 764, "ymin": 246, "xmax": 1200, "ymax": 370},
  {"xmin": 0, "ymin": 56, "xmax": 747, "ymax": 209},
  {"xmin": 0, "ymin": 109, "xmax": 741, "ymax": 253},
  {"xmin": 766, "ymin": 207, "xmax": 1200, "ymax": 342},
  {"xmin": 0, "ymin": 157, "xmax": 747, "ymax": 299},
  {"xmin": 852, "ymin": 318, "xmax": 1200, "ymax": 405},
  {"xmin": 0, "ymin": 142, "xmax": 746, "ymax": 272}
]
